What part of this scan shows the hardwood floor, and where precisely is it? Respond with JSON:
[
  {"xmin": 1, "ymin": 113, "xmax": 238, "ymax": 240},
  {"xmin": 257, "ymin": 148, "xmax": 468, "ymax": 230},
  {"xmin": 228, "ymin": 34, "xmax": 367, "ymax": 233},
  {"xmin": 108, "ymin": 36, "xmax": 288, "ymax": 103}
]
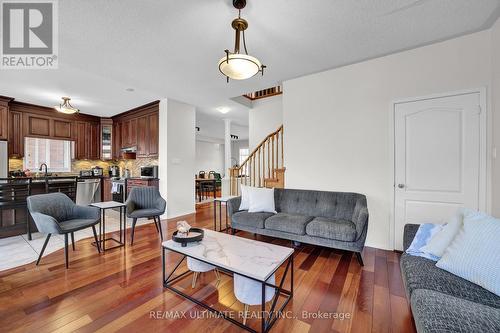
[{"xmin": 0, "ymin": 204, "xmax": 416, "ymax": 333}]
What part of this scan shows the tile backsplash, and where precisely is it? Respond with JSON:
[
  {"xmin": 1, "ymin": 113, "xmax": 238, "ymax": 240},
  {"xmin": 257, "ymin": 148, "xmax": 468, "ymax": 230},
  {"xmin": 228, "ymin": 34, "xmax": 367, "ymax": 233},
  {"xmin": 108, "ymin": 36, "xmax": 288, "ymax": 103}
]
[{"xmin": 9, "ymin": 157, "xmax": 158, "ymax": 178}]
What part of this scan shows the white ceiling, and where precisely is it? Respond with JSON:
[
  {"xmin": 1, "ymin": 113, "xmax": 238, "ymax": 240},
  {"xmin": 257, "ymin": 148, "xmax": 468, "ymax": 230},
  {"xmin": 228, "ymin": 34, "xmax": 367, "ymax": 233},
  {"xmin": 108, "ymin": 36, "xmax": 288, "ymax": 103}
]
[{"xmin": 0, "ymin": 0, "xmax": 499, "ymax": 125}]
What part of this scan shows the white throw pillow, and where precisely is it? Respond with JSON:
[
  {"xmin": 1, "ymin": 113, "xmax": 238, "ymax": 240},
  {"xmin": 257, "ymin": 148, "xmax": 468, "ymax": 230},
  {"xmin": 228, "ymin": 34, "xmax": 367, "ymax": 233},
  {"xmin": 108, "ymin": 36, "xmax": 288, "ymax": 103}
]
[
  {"xmin": 248, "ymin": 187, "xmax": 276, "ymax": 213},
  {"xmin": 239, "ymin": 185, "xmax": 251, "ymax": 210},
  {"xmin": 436, "ymin": 210, "xmax": 500, "ymax": 296},
  {"xmin": 421, "ymin": 209, "xmax": 465, "ymax": 258}
]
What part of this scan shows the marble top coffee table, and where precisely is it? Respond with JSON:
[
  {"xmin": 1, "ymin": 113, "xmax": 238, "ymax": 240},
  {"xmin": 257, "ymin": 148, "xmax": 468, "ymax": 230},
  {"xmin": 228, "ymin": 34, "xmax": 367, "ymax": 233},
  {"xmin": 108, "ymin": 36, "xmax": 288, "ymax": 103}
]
[{"xmin": 162, "ymin": 229, "xmax": 294, "ymax": 333}]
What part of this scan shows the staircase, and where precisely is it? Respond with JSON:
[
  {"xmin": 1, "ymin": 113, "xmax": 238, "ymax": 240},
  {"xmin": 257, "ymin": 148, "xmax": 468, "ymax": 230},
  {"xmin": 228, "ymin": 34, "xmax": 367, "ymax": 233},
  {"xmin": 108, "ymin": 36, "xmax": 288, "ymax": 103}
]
[{"xmin": 229, "ymin": 125, "xmax": 285, "ymax": 196}]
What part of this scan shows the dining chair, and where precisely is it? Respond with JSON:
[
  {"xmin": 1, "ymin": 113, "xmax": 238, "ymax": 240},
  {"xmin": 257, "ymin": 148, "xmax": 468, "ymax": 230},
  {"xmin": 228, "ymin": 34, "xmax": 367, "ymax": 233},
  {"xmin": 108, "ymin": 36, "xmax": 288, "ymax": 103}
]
[
  {"xmin": 27, "ymin": 192, "xmax": 101, "ymax": 268},
  {"xmin": 126, "ymin": 186, "xmax": 166, "ymax": 245},
  {"xmin": 198, "ymin": 171, "xmax": 206, "ymax": 179}
]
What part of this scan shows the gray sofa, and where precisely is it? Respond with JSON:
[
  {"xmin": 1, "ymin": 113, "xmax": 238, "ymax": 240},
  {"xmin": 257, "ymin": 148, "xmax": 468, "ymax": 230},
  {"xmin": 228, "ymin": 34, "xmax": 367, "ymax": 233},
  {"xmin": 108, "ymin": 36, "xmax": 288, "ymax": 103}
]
[
  {"xmin": 401, "ymin": 224, "xmax": 500, "ymax": 333},
  {"xmin": 227, "ymin": 189, "xmax": 368, "ymax": 265}
]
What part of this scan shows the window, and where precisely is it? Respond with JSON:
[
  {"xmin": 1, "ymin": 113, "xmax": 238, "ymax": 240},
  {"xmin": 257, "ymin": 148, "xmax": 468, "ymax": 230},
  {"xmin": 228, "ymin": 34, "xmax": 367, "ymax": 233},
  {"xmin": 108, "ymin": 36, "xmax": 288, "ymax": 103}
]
[
  {"xmin": 24, "ymin": 137, "xmax": 72, "ymax": 172},
  {"xmin": 239, "ymin": 148, "xmax": 249, "ymax": 165}
]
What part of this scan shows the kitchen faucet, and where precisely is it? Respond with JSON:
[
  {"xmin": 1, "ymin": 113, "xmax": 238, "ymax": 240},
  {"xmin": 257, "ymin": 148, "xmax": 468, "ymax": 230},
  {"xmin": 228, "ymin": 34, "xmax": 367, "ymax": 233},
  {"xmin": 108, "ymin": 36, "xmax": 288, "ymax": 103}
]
[{"xmin": 39, "ymin": 163, "xmax": 48, "ymax": 177}]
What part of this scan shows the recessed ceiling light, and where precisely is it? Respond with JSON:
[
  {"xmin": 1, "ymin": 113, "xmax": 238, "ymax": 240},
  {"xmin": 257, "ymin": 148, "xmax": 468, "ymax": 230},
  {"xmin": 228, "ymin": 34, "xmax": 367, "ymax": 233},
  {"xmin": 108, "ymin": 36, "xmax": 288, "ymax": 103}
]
[
  {"xmin": 125, "ymin": 88, "xmax": 135, "ymax": 92},
  {"xmin": 216, "ymin": 106, "xmax": 230, "ymax": 114}
]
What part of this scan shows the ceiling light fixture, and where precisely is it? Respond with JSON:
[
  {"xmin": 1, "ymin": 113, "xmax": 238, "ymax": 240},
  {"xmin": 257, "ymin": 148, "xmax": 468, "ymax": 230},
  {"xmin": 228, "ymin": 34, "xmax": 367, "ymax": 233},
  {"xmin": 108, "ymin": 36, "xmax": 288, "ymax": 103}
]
[
  {"xmin": 54, "ymin": 97, "xmax": 79, "ymax": 114},
  {"xmin": 218, "ymin": 0, "xmax": 266, "ymax": 81},
  {"xmin": 217, "ymin": 106, "xmax": 231, "ymax": 114}
]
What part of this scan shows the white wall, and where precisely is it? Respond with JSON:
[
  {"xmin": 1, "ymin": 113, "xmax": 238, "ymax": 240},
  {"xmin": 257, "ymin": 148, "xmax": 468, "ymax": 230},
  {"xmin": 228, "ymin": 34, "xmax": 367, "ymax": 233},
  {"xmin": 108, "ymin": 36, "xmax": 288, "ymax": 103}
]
[
  {"xmin": 159, "ymin": 99, "xmax": 196, "ymax": 219},
  {"xmin": 196, "ymin": 140, "xmax": 224, "ymax": 174},
  {"xmin": 492, "ymin": 18, "xmax": 500, "ymax": 217},
  {"xmin": 249, "ymin": 95, "xmax": 283, "ymax": 150},
  {"xmin": 283, "ymin": 30, "xmax": 494, "ymax": 250},
  {"xmin": 231, "ymin": 139, "xmax": 249, "ymax": 167}
]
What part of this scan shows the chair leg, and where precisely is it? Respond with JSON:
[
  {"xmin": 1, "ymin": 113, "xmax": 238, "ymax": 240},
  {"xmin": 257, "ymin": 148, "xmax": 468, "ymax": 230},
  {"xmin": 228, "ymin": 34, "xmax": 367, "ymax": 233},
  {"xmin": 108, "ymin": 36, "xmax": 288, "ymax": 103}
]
[
  {"xmin": 153, "ymin": 219, "xmax": 159, "ymax": 232},
  {"xmin": 71, "ymin": 232, "xmax": 75, "ymax": 251},
  {"xmin": 92, "ymin": 225, "xmax": 101, "ymax": 253},
  {"xmin": 64, "ymin": 234, "xmax": 69, "ymax": 269},
  {"xmin": 242, "ymin": 304, "xmax": 249, "ymax": 325},
  {"xmin": 356, "ymin": 252, "xmax": 364, "ymax": 266},
  {"xmin": 36, "ymin": 234, "xmax": 51, "ymax": 265},
  {"xmin": 191, "ymin": 271, "xmax": 199, "ymax": 289},
  {"xmin": 130, "ymin": 218, "xmax": 137, "ymax": 245},
  {"xmin": 156, "ymin": 216, "xmax": 164, "ymax": 241}
]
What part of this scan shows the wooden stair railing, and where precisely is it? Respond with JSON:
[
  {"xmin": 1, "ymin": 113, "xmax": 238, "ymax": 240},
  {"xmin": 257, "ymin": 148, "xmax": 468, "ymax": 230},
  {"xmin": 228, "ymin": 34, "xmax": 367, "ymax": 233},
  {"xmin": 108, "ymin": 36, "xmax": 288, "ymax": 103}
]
[{"xmin": 230, "ymin": 125, "xmax": 285, "ymax": 196}]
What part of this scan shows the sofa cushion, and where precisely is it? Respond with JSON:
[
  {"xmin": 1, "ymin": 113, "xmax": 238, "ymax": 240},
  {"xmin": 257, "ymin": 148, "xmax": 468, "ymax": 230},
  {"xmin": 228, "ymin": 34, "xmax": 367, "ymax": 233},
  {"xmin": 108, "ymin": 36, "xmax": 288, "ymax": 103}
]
[
  {"xmin": 410, "ymin": 289, "xmax": 500, "ymax": 333},
  {"xmin": 305, "ymin": 217, "xmax": 357, "ymax": 242},
  {"xmin": 264, "ymin": 213, "xmax": 314, "ymax": 235},
  {"xmin": 231, "ymin": 211, "xmax": 275, "ymax": 229},
  {"xmin": 400, "ymin": 253, "xmax": 500, "ymax": 309}
]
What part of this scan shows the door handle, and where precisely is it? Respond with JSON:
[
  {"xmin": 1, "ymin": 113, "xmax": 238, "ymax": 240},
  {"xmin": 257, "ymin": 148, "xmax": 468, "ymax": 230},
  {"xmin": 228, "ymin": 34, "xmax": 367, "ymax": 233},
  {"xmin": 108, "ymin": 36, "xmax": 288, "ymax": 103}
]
[{"xmin": 398, "ymin": 184, "xmax": 405, "ymax": 188}]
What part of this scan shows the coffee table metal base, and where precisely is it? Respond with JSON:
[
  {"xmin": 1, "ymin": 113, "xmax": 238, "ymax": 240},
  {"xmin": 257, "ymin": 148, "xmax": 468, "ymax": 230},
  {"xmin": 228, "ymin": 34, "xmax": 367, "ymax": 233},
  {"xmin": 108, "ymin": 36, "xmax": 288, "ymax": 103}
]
[{"xmin": 162, "ymin": 247, "xmax": 293, "ymax": 333}]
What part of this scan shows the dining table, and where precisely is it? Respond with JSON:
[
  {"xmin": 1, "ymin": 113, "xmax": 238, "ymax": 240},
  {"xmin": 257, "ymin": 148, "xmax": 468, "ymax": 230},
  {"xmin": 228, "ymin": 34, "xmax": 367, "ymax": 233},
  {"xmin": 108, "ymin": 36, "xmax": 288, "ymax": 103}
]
[{"xmin": 195, "ymin": 178, "xmax": 217, "ymax": 202}]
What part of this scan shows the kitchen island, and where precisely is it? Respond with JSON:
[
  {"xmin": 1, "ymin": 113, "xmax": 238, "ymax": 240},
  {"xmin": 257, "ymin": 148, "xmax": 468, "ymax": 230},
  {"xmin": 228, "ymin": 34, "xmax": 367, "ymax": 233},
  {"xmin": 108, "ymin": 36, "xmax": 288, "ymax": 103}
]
[{"xmin": 0, "ymin": 176, "xmax": 82, "ymax": 238}]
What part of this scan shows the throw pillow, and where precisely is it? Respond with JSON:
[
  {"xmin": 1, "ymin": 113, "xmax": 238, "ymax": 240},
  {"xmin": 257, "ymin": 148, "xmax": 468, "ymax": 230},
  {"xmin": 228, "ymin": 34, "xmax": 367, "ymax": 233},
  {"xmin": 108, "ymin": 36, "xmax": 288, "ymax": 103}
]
[
  {"xmin": 239, "ymin": 185, "xmax": 251, "ymax": 211},
  {"xmin": 436, "ymin": 210, "xmax": 500, "ymax": 296},
  {"xmin": 248, "ymin": 187, "xmax": 276, "ymax": 213},
  {"xmin": 405, "ymin": 223, "xmax": 443, "ymax": 261},
  {"xmin": 421, "ymin": 209, "xmax": 465, "ymax": 258}
]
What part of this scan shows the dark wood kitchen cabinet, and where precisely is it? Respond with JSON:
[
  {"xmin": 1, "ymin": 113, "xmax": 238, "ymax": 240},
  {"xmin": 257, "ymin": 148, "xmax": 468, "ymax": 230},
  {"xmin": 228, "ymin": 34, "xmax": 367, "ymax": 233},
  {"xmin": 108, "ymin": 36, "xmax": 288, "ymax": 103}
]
[
  {"xmin": 111, "ymin": 100, "xmax": 159, "ymax": 158},
  {"xmin": 113, "ymin": 121, "xmax": 122, "ymax": 159},
  {"xmin": 8, "ymin": 111, "xmax": 23, "ymax": 157},
  {"xmin": 52, "ymin": 119, "xmax": 73, "ymax": 139},
  {"xmin": 136, "ymin": 115, "xmax": 148, "ymax": 157},
  {"xmin": 88, "ymin": 122, "xmax": 100, "ymax": 160},
  {"xmin": 148, "ymin": 112, "xmax": 159, "ymax": 157},
  {"xmin": 74, "ymin": 121, "xmax": 99, "ymax": 160},
  {"xmin": 0, "ymin": 105, "xmax": 8, "ymax": 140},
  {"xmin": 24, "ymin": 113, "xmax": 51, "ymax": 138}
]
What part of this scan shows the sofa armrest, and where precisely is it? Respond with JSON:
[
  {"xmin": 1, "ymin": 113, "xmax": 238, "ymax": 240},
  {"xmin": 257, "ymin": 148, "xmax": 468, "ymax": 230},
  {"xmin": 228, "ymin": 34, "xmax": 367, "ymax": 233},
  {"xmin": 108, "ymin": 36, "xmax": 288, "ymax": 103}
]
[
  {"xmin": 403, "ymin": 224, "xmax": 420, "ymax": 252},
  {"xmin": 227, "ymin": 196, "xmax": 242, "ymax": 217},
  {"xmin": 352, "ymin": 198, "xmax": 369, "ymax": 238}
]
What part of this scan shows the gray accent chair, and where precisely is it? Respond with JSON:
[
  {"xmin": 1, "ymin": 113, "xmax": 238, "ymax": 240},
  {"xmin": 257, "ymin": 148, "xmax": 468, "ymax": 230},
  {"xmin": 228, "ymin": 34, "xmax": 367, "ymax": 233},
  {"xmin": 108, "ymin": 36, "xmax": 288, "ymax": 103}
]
[
  {"xmin": 125, "ymin": 186, "xmax": 166, "ymax": 245},
  {"xmin": 27, "ymin": 192, "xmax": 101, "ymax": 268},
  {"xmin": 227, "ymin": 189, "xmax": 368, "ymax": 265},
  {"xmin": 401, "ymin": 224, "xmax": 500, "ymax": 333}
]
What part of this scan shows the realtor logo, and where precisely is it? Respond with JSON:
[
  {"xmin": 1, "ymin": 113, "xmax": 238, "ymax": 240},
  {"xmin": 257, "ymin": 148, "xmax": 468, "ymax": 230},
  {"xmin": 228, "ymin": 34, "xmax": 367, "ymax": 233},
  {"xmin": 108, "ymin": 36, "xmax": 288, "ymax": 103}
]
[{"xmin": 1, "ymin": 0, "xmax": 58, "ymax": 69}]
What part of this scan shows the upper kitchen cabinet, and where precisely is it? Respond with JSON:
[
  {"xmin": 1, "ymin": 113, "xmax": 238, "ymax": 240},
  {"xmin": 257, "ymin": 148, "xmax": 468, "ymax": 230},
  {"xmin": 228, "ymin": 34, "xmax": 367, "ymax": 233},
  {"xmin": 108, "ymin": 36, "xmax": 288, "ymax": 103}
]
[
  {"xmin": 8, "ymin": 111, "xmax": 23, "ymax": 157},
  {"xmin": 148, "ymin": 112, "xmax": 159, "ymax": 157},
  {"xmin": 0, "ymin": 97, "xmax": 12, "ymax": 140},
  {"xmin": 74, "ymin": 121, "xmax": 100, "ymax": 160},
  {"xmin": 112, "ymin": 121, "xmax": 122, "ymax": 160},
  {"xmin": 112, "ymin": 101, "xmax": 159, "ymax": 158}
]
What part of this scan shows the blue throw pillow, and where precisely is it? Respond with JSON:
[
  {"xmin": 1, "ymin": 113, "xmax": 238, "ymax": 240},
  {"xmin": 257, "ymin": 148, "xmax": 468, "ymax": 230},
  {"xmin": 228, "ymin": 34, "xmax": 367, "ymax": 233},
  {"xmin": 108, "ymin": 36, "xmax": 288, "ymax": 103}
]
[{"xmin": 406, "ymin": 223, "xmax": 443, "ymax": 261}]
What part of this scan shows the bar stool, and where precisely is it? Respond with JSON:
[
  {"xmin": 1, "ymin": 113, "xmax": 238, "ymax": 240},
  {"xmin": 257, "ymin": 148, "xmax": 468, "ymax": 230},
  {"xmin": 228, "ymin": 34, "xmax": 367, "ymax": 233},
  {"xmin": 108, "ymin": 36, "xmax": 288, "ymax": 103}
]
[{"xmin": 0, "ymin": 178, "xmax": 32, "ymax": 239}]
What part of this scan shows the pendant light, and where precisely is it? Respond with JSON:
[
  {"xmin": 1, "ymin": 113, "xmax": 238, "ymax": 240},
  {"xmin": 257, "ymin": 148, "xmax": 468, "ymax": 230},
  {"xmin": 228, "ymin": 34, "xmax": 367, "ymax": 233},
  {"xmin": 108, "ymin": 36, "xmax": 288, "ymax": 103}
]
[
  {"xmin": 218, "ymin": 0, "xmax": 266, "ymax": 81},
  {"xmin": 54, "ymin": 97, "xmax": 79, "ymax": 114}
]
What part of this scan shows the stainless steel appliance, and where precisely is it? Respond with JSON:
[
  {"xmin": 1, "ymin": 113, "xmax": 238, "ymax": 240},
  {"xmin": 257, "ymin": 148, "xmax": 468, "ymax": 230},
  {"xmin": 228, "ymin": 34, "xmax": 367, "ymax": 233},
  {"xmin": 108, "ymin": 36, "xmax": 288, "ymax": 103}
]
[
  {"xmin": 140, "ymin": 165, "xmax": 158, "ymax": 179},
  {"xmin": 92, "ymin": 166, "xmax": 103, "ymax": 176},
  {"xmin": 109, "ymin": 165, "xmax": 120, "ymax": 179},
  {"xmin": 76, "ymin": 178, "xmax": 101, "ymax": 205}
]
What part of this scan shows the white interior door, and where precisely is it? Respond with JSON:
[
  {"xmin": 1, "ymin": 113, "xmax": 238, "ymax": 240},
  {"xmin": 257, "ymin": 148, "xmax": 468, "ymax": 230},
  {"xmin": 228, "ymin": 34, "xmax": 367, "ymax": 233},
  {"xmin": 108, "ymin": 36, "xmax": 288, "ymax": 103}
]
[{"xmin": 394, "ymin": 92, "xmax": 481, "ymax": 250}]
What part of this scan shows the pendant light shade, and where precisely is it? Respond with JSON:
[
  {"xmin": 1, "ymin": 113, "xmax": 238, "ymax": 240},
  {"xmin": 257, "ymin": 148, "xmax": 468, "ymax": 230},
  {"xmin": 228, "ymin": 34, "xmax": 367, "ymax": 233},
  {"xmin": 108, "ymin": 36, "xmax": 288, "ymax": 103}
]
[
  {"xmin": 218, "ymin": 53, "xmax": 262, "ymax": 80},
  {"xmin": 219, "ymin": 0, "xmax": 265, "ymax": 81},
  {"xmin": 54, "ymin": 97, "xmax": 79, "ymax": 114}
]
